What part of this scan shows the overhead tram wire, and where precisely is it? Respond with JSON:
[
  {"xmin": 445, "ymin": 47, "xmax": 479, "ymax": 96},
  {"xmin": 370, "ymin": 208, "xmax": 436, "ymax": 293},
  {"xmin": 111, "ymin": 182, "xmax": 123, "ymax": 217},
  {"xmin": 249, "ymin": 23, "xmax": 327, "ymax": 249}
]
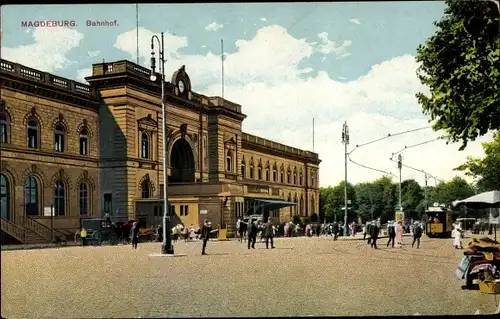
[
  {"xmin": 348, "ymin": 154, "xmax": 397, "ymax": 177},
  {"xmin": 348, "ymin": 126, "xmax": 430, "ymax": 156},
  {"xmin": 390, "ymin": 137, "xmax": 442, "ymax": 161},
  {"xmin": 345, "ymin": 126, "xmax": 430, "ymax": 178}
]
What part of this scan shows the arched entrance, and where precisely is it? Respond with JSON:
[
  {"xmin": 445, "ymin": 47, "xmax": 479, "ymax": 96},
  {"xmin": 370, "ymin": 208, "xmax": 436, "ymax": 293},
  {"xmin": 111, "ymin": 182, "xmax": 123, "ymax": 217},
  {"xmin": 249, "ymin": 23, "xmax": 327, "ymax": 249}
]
[
  {"xmin": 169, "ymin": 138, "xmax": 195, "ymax": 183},
  {"xmin": 0, "ymin": 174, "xmax": 10, "ymax": 220}
]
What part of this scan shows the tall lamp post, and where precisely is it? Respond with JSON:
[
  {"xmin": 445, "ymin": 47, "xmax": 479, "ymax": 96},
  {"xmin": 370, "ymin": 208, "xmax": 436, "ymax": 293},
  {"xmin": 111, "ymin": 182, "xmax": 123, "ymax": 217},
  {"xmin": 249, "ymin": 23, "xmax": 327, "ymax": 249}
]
[
  {"xmin": 150, "ymin": 32, "xmax": 174, "ymax": 255},
  {"xmin": 341, "ymin": 122, "xmax": 349, "ymax": 236},
  {"xmin": 397, "ymin": 154, "xmax": 403, "ymax": 212}
]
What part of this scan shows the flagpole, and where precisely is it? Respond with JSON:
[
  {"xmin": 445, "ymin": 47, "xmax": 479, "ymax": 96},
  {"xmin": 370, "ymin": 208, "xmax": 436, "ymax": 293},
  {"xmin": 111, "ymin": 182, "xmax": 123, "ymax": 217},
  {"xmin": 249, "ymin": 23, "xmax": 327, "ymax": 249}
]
[
  {"xmin": 221, "ymin": 39, "xmax": 224, "ymax": 99},
  {"xmin": 136, "ymin": 4, "xmax": 139, "ymax": 64}
]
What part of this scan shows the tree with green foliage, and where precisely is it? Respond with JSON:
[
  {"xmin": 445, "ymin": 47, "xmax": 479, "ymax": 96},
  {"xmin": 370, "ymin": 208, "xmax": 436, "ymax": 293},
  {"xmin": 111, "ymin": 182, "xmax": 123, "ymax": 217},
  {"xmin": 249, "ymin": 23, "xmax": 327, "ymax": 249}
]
[
  {"xmin": 455, "ymin": 132, "xmax": 500, "ymax": 191},
  {"xmin": 415, "ymin": 0, "xmax": 500, "ymax": 150},
  {"xmin": 319, "ymin": 181, "xmax": 356, "ymax": 222},
  {"xmin": 401, "ymin": 179, "xmax": 424, "ymax": 219}
]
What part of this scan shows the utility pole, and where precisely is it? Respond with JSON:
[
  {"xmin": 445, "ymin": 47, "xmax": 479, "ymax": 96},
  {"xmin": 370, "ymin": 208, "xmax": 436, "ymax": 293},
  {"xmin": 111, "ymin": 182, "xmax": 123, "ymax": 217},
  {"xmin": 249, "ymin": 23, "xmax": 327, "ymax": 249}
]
[
  {"xmin": 424, "ymin": 173, "xmax": 428, "ymax": 210},
  {"xmin": 398, "ymin": 154, "xmax": 403, "ymax": 211},
  {"xmin": 342, "ymin": 122, "xmax": 350, "ymax": 236}
]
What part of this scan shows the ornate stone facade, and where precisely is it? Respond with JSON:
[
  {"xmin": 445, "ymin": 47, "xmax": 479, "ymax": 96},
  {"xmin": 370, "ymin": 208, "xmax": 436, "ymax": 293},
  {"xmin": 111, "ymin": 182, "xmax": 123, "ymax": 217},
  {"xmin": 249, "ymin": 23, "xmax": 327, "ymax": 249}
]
[{"xmin": 0, "ymin": 58, "xmax": 320, "ymax": 235}]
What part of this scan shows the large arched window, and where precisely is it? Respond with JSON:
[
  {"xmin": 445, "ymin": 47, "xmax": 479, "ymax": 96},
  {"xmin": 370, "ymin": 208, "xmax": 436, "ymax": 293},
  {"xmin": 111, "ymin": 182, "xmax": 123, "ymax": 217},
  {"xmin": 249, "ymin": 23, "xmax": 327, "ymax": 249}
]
[
  {"xmin": 54, "ymin": 180, "xmax": 66, "ymax": 216},
  {"xmin": 265, "ymin": 168, "xmax": 270, "ymax": 181},
  {"xmin": 250, "ymin": 163, "xmax": 255, "ymax": 179},
  {"xmin": 0, "ymin": 113, "xmax": 9, "ymax": 144},
  {"xmin": 24, "ymin": 176, "xmax": 38, "ymax": 216},
  {"xmin": 272, "ymin": 163, "xmax": 278, "ymax": 182},
  {"xmin": 293, "ymin": 168, "xmax": 297, "ymax": 185},
  {"xmin": 299, "ymin": 170, "xmax": 303, "ymax": 186},
  {"xmin": 54, "ymin": 124, "xmax": 65, "ymax": 152},
  {"xmin": 257, "ymin": 165, "xmax": 262, "ymax": 180},
  {"xmin": 287, "ymin": 168, "xmax": 291, "ymax": 184},
  {"xmin": 226, "ymin": 150, "xmax": 233, "ymax": 172},
  {"xmin": 141, "ymin": 132, "xmax": 150, "ymax": 159},
  {"xmin": 280, "ymin": 167, "xmax": 284, "ymax": 183},
  {"xmin": 241, "ymin": 159, "xmax": 246, "ymax": 178},
  {"xmin": 27, "ymin": 119, "xmax": 39, "ymax": 149},
  {"xmin": 0, "ymin": 174, "xmax": 10, "ymax": 219},
  {"xmin": 79, "ymin": 128, "xmax": 89, "ymax": 155},
  {"xmin": 79, "ymin": 182, "xmax": 89, "ymax": 216},
  {"xmin": 141, "ymin": 180, "xmax": 151, "ymax": 199}
]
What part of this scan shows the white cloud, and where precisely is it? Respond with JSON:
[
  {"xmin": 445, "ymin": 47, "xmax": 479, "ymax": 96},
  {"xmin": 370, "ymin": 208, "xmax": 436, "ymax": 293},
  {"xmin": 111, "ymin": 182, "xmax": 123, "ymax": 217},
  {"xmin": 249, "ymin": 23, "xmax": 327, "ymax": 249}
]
[
  {"xmin": 349, "ymin": 18, "xmax": 361, "ymax": 25},
  {"xmin": 338, "ymin": 76, "xmax": 346, "ymax": 80},
  {"xmin": 1, "ymin": 27, "xmax": 84, "ymax": 72},
  {"xmin": 315, "ymin": 32, "xmax": 352, "ymax": 60},
  {"xmin": 260, "ymin": 17, "xmax": 267, "ymax": 21},
  {"xmin": 75, "ymin": 68, "xmax": 92, "ymax": 83},
  {"xmin": 113, "ymin": 25, "xmax": 491, "ymax": 187},
  {"xmin": 88, "ymin": 50, "xmax": 100, "ymax": 58},
  {"xmin": 205, "ymin": 22, "xmax": 224, "ymax": 32}
]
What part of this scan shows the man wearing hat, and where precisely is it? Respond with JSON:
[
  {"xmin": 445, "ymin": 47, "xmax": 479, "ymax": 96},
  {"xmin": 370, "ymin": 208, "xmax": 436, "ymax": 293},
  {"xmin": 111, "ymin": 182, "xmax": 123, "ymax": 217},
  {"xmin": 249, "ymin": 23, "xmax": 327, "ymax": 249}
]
[{"xmin": 201, "ymin": 219, "xmax": 211, "ymax": 255}]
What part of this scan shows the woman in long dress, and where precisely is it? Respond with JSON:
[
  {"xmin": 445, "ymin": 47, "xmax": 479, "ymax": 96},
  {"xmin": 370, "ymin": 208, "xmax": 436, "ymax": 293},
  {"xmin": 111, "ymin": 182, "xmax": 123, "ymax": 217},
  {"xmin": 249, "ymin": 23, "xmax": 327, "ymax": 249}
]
[
  {"xmin": 395, "ymin": 221, "xmax": 404, "ymax": 248},
  {"xmin": 453, "ymin": 225, "xmax": 463, "ymax": 249}
]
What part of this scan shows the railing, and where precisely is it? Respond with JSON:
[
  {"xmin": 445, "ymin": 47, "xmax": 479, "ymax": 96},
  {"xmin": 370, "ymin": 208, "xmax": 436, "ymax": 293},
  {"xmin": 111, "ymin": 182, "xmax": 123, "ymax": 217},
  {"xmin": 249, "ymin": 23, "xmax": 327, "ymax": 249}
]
[
  {"xmin": 242, "ymin": 132, "xmax": 319, "ymax": 159},
  {"xmin": 1, "ymin": 218, "xmax": 25, "ymax": 243},
  {"xmin": 0, "ymin": 59, "xmax": 96, "ymax": 98},
  {"xmin": 22, "ymin": 216, "xmax": 66, "ymax": 242}
]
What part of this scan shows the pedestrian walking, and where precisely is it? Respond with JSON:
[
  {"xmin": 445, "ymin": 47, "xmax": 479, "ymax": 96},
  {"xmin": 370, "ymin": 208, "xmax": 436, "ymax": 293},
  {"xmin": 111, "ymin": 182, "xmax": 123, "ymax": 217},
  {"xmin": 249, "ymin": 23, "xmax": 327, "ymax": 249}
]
[
  {"xmin": 370, "ymin": 223, "xmax": 380, "ymax": 249},
  {"xmin": 395, "ymin": 221, "xmax": 404, "ymax": 248},
  {"xmin": 332, "ymin": 222, "xmax": 339, "ymax": 241},
  {"xmin": 130, "ymin": 222, "xmax": 139, "ymax": 249},
  {"xmin": 248, "ymin": 219, "xmax": 257, "ymax": 249},
  {"xmin": 387, "ymin": 221, "xmax": 396, "ymax": 248},
  {"xmin": 412, "ymin": 222, "xmax": 422, "ymax": 248},
  {"xmin": 201, "ymin": 219, "xmax": 211, "ymax": 255},
  {"xmin": 264, "ymin": 218, "xmax": 275, "ymax": 249},
  {"xmin": 452, "ymin": 224, "xmax": 463, "ymax": 249}
]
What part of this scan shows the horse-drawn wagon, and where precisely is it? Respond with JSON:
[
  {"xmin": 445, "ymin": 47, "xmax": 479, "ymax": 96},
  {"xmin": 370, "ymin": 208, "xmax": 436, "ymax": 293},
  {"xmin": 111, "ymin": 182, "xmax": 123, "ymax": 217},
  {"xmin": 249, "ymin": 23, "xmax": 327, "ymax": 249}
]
[{"xmin": 75, "ymin": 218, "xmax": 119, "ymax": 246}]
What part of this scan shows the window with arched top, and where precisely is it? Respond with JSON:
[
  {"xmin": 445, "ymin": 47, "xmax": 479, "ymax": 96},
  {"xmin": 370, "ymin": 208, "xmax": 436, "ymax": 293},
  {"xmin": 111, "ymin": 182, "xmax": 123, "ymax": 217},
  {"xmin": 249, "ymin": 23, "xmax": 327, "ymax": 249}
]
[
  {"xmin": 53, "ymin": 180, "xmax": 66, "ymax": 216},
  {"xmin": 0, "ymin": 174, "xmax": 10, "ymax": 219},
  {"xmin": 54, "ymin": 124, "xmax": 65, "ymax": 152},
  {"xmin": 0, "ymin": 113, "xmax": 9, "ymax": 144},
  {"xmin": 265, "ymin": 168, "xmax": 270, "ymax": 181},
  {"xmin": 272, "ymin": 169, "xmax": 277, "ymax": 182},
  {"xmin": 293, "ymin": 170, "xmax": 297, "ymax": 185},
  {"xmin": 79, "ymin": 128, "xmax": 89, "ymax": 155},
  {"xmin": 257, "ymin": 165, "xmax": 262, "ymax": 180},
  {"xmin": 226, "ymin": 150, "xmax": 233, "ymax": 172},
  {"xmin": 141, "ymin": 180, "xmax": 151, "ymax": 199},
  {"xmin": 141, "ymin": 132, "xmax": 150, "ymax": 159},
  {"xmin": 311, "ymin": 173, "xmax": 316, "ymax": 188},
  {"xmin": 299, "ymin": 171, "xmax": 303, "ymax": 186},
  {"xmin": 287, "ymin": 169, "xmax": 291, "ymax": 184},
  {"xmin": 24, "ymin": 176, "xmax": 38, "ymax": 216},
  {"xmin": 250, "ymin": 164, "xmax": 255, "ymax": 179},
  {"xmin": 280, "ymin": 169, "xmax": 284, "ymax": 183},
  {"xmin": 79, "ymin": 182, "xmax": 89, "ymax": 216},
  {"xmin": 241, "ymin": 160, "xmax": 246, "ymax": 178},
  {"xmin": 27, "ymin": 119, "xmax": 39, "ymax": 149}
]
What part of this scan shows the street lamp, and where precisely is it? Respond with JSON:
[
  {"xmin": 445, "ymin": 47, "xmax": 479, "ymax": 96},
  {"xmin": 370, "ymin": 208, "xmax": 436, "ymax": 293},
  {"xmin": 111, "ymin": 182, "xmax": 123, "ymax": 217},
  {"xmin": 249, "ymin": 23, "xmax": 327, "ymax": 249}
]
[
  {"xmin": 341, "ymin": 122, "xmax": 349, "ymax": 236},
  {"xmin": 150, "ymin": 32, "xmax": 174, "ymax": 255},
  {"xmin": 397, "ymin": 154, "xmax": 402, "ymax": 211}
]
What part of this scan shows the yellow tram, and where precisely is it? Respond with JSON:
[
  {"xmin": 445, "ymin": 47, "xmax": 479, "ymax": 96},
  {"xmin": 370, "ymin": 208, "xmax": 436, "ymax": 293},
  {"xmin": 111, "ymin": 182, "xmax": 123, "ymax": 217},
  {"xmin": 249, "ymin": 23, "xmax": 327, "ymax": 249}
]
[{"xmin": 425, "ymin": 205, "xmax": 453, "ymax": 238}]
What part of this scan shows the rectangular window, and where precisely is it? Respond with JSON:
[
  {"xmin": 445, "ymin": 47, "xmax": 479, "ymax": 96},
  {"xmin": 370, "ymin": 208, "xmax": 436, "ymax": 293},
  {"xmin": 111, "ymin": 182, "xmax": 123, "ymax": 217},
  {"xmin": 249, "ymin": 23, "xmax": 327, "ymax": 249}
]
[
  {"xmin": 28, "ymin": 129, "xmax": 38, "ymax": 148},
  {"xmin": 103, "ymin": 193, "xmax": 112, "ymax": 215},
  {"xmin": 184, "ymin": 205, "xmax": 189, "ymax": 216},
  {"xmin": 80, "ymin": 137, "xmax": 88, "ymax": 155},
  {"xmin": 55, "ymin": 134, "xmax": 64, "ymax": 152},
  {"xmin": 0, "ymin": 124, "xmax": 7, "ymax": 143}
]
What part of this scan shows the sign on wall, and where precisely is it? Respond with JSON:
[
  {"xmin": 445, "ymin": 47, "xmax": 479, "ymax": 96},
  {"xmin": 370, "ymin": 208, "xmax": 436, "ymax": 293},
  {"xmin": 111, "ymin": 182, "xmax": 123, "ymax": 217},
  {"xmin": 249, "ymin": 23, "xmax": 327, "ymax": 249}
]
[
  {"xmin": 43, "ymin": 207, "xmax": 53, "ymax": 216},
  {"xmin": 200, "ymin": 209, "xmax": 208, "ymax": 215}
]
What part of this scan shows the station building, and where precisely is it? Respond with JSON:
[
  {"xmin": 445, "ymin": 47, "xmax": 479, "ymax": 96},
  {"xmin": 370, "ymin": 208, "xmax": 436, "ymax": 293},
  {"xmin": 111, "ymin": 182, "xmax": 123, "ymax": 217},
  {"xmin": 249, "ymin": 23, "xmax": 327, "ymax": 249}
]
[{"xmin": 0, "ymin": 58, "xmax": 320, "ymax": 243}]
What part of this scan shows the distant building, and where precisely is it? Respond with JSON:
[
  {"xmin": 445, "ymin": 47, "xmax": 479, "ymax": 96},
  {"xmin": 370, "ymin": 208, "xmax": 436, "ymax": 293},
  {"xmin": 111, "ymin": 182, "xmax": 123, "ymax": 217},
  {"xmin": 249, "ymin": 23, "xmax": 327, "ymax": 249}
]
[{"xmin": 0, "ymin": 59, "xmax": 320, "ymax": 243}]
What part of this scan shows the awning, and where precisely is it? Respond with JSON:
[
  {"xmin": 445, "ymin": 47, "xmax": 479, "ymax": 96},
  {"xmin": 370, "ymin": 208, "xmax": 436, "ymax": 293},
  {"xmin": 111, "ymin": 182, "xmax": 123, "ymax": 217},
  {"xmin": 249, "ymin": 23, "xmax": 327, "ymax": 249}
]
[{"xmin": 253, "ymin": 199, "xmax": 297, "ymax": 211}]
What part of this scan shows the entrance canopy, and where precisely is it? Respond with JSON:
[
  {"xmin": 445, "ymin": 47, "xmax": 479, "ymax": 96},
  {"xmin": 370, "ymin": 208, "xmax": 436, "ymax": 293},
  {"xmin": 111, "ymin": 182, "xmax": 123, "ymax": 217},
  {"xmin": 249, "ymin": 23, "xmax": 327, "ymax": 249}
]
[
  {"xmin": 253, "ymin": 199, "xmax": 297, "ymax": 211},
  {"xmin": 452, "ymin": 190, "xmax": 500, "ymax": 209}
]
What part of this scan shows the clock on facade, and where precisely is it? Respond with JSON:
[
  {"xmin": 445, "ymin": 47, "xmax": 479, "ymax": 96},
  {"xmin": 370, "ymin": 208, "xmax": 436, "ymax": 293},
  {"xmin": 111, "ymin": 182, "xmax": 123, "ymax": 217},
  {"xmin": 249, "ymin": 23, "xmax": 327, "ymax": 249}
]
[{"xmin": 178, "ymin": 80, "xmax": 185, "ymax": 93}]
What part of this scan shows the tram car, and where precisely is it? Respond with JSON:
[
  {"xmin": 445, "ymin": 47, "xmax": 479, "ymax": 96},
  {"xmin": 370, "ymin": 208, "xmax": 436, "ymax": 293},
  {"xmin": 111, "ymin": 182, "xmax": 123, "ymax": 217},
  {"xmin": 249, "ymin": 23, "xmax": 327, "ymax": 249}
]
[{"xmin": 425, "ymin": 205, "xmax": 453, "ymax": 238}]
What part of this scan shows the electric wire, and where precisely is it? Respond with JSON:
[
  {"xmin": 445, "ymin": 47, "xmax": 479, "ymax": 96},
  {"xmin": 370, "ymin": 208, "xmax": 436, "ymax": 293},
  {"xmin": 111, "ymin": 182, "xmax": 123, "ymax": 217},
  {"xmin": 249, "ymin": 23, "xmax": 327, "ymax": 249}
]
[
  {"xmin": 390, "ymin": 137, "xmax": 442, "ymax": 160},
  {"xmin": 348, "ymin": 126, "xmax": 430, "ymax": 156},
  {"xmin": 348, "ymin": 154, "xmax": 397, "ymax": 177}
]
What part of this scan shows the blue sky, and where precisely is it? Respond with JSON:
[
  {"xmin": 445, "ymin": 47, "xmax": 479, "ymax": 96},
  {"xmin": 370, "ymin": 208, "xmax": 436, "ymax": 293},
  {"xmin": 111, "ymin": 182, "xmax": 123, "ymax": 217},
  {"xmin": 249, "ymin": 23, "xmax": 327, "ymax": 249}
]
[{"xmin": 0, "ymin": 3, "xmax": 492, "ymax": 187}]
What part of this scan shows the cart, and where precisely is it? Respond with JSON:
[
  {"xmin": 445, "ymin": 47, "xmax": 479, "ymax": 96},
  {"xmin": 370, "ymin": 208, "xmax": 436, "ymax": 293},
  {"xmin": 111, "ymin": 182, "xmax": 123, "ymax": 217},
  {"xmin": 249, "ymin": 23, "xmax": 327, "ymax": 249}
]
[{"xmin": 74, "ymin": 218, "xmax": 119, "ymax": 246}]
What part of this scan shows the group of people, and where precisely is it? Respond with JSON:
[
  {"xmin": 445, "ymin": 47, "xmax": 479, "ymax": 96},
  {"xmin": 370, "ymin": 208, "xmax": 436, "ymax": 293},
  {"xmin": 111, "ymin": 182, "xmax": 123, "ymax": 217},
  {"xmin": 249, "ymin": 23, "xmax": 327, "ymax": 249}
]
[
  {"xmin": 364, "ymin": 220, "xmax": 424, "ymax": 249},
  {"xmin": 236, "ymin": 218, "xmax": 276, "ymax": 249}
]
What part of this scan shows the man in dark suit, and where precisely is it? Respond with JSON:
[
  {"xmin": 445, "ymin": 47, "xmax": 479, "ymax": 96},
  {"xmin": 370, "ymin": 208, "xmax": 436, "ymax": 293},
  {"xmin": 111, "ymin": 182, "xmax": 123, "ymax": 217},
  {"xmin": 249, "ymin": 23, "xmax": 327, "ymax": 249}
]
[
  {"xmin": 370, "ymin": 223, "xmax": 380, "ymax": 249},
  {"xmin": 332, "ymin": 222, "xmax": 339, "ymax": 241},
  {"xmin": 412, "ymin": 222, "xmax": 423, "ymax": 248},
  {"xmin": 247, "ymin": 219, "xmax": 257, "ymax": 249},
  {"xmin": 201, "ymin": 219, "xmax": 211, "ymax": 255},
  {"xmin": 387, "ymin": 221, "xmax": 396, "ymax": 248},
  {"xmin": 264, "ymin": 218, "xmax": 275, "ymax": 249}
]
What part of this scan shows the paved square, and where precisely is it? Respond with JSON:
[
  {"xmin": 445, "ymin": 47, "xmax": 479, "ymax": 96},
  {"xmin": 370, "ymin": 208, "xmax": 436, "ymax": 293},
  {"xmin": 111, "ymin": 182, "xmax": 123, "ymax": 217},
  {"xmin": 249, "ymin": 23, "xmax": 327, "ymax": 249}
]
[{"xmin": 1, "ymin": 236, "xmax": 498, "ymax": 318}]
